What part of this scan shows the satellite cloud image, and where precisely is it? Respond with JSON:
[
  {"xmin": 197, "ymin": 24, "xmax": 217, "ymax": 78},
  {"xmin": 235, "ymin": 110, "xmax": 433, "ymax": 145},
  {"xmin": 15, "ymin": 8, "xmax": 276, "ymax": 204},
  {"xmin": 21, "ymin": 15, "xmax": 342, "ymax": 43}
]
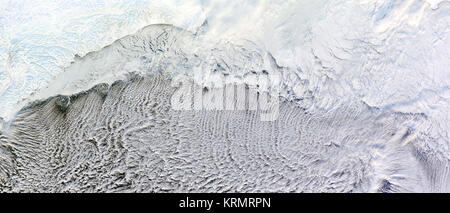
[{"xmin": 0, "ymin": 0, "xmax": 449, "ymax": 199}]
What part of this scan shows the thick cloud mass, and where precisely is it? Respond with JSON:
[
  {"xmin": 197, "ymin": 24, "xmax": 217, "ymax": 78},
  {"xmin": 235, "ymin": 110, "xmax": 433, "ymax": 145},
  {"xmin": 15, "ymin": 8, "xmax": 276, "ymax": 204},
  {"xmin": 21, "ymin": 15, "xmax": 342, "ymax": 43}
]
[{"xmin": 0, "ymin": 1, "xmax": 449, "ymax": 192}]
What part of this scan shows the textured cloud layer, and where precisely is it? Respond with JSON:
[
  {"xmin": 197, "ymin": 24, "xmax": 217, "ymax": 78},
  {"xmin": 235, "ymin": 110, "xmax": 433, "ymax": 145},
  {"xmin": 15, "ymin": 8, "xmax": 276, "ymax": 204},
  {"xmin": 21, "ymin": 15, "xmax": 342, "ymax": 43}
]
[{"xmin": 1, "ymin": 73, "xmax": 443, "ymax": 192}]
